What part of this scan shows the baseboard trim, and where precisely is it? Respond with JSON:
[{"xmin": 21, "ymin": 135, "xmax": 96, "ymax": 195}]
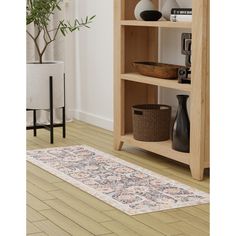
[{"xmin": 74, "ymin": 110, "xmax": 113, "ymax": 131}]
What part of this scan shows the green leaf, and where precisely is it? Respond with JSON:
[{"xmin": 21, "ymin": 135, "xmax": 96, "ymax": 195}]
[
  {"xmin": 60, "ymin": 28, "xmax": 66, "ymax": 36},
  {"xmin": 89, "ymin": 15, "xmax": 96, "ymax": 20}
]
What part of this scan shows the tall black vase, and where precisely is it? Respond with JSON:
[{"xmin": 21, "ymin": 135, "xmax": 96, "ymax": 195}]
[{"xmin": 172, "ymin": 95, "xmax": 190, "ymax": 153}]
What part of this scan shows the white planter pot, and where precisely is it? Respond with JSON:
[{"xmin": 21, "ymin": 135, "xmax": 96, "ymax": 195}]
[
  {"xmin": 27, "ymin": 61, "xmax": 65, "ymax": 109},
  {"xmin": 161, "ymin": 0, "xmax": 180, "ymax": 20},
  {"xmin": 134, "ymin": 0, "xmax": 155, "ymax": 20}
]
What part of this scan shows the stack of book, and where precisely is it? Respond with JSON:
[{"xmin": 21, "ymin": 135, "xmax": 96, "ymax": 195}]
[{"xmin": 170, "ymin": 8, "xmax": 192, "ymax": 22}]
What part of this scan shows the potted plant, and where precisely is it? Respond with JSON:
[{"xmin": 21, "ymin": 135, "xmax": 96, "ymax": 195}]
[{"xmin": 26, "ymin": 0, "xmax": 95, "ymax": 109}]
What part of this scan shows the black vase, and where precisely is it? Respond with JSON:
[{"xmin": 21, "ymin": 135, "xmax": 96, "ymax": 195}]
[{"xmin": 172, "ymin": 95, "xmax": 190, "ymax": 153}]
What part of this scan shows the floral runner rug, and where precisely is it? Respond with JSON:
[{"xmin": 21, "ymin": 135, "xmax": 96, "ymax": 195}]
[{"xmin": 27, "ymin": 145, "xmax": 209, "ymax": 215}]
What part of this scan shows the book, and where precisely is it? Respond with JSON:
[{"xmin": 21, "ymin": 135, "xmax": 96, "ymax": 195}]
[
  {"xmin": 170, "ymin": 14, "xmax": 192, "ymax": 22},
  {"xmin": 171, "ymin": 8, "xmax": 192, "ymax": 15}
]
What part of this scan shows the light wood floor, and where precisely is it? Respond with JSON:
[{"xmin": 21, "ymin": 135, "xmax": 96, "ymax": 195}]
[{"xmin": 27, "ymin": 120, "xmax": 210, "ymax": 236}]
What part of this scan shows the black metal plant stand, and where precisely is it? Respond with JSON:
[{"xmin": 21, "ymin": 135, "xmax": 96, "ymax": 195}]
[{"xmin": 26, "ymin": 73, "xmax": 66, "ymax": 144}]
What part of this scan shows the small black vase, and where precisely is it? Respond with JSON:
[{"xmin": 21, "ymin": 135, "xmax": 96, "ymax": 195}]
[{"xmin": 172, "ymin": 95, "xmax": 190, "ymax": 153}]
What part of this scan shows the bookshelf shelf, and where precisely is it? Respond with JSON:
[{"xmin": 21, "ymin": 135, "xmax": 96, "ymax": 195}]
[
  {"xmin": 121, "ymin": 134, "xmax": 190, "ymax": 164},
  {"xmin": 121, "ymin": 73, "xmax": 192, "ymax": 92},
  {"xmin": 120, "ymin": 20, "xmax": 192, "ymax": 29}
]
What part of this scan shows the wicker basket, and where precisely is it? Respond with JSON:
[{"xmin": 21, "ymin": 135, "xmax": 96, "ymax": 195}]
[{"xmin": 132, "ymin": 104, "xmax": 171, "ymax": 142}]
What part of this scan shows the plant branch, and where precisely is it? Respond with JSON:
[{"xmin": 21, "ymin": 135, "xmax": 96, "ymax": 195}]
[
  {"xmin": 45, "ymin": 26, "xmax": 52, "ymax": 41},
  {"xmin": 43, "ymin": 28, "xmax": 48, "ymax": 45},
  {"xmin": 26, "ymin": 29, "xmax": 42, "ymax": 63},
  {"xmin": 34, "ymin": 27, "xmax": 42, "ymax": 41},
  {"xmin": 26, "ymin": 30, "xmax": 35, "ymax": 41},
  {"xmin": 52, "ymin": 24, "xmax": 61, "ymax": 41}
]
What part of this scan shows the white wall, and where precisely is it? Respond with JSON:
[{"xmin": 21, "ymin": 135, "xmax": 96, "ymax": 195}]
[
  {"xmin": 74, "ymin": 0, "xmax": 191, "ymax": 130},
  {"xmin": 75, "ymin": 0, "xmax": 114, "ymax": 130}
]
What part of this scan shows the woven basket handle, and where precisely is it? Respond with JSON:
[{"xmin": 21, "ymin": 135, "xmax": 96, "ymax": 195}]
[{"xmin": 134, "ymin": 110, "xmax": 143, "ymax": 115}]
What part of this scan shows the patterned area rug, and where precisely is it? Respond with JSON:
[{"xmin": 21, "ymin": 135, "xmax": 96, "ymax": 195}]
[{"xmin": 27, "ymin": 145, "xmax": 209, "ymax": 215}]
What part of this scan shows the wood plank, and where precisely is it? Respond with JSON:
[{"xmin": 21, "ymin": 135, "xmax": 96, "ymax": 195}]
[
  {"xmin": 167, "ymin": 209, "xmax": 209, "ymax": 233},
  {"xmin": 181, "ymin": 207, "xmax": 209, "ymax": 222},
  {"xmin": 148, "ymin": 211, "xmax": 179, "ymax": 223},
  {"xmin": 45, "ymin": 199, "xmax": 111, "ymax": 235},
  {"xmin": 27, "ymin": 221, "xmax": 41, "ymax": 234},
  {"xmin": 49, "ymin": 190, "xmax": 112, "ymax": 222},
  {"xmin": 27, "ymin": 171, "xmax": 59, "ymax": 192},
  {"xmin": 121, "ymin": 73, "xmax": 192, "ymax": 92},
  {"xmin": 104, "ymin": 210, "xmax": 165, "ymax": 236},
  {"xmin": 102, "ymin": 221, "xmax": 141, "ymax": 236},
  {"xmin": 169, "ymin": 221, "xmax": 209, "ymax": 236},
  {"xmin": 27, "ymin": 181, "xmax": 55, "ymax": 201},
  {"xmin": 54, "ymin": 182, "xmax": 114, "ymax": 211},
  {"xmin": 28, "ymin": 233, "xmax": 47, "ymax": 236},
  {"xmin": 27, "ymin": 193, "xmax": 51, "ymax": 211},
  {"xmin": 195, "ymin": 204, "xmax": 209, "ymax": 213},
  {"xmin": 33, "ymin": 220, "xmax": 71, "ymax": 236},
  {"xmin": 27, "ymin": 162, "xmax": 63, "ymax": 183},
  {"xmin": 39, "ymin": 209, "xmax": 94, "ymax": 236},
  {"xmin": 133, "ymin": 214, "xmax": 182, "ymax": 235},
  {"xmin": 27, "ymin": 206, "xmax": 46, "ymax": 222},
  {"xmin": 103, "ymin": 234, "xmax": 119, "ymax": 236}
]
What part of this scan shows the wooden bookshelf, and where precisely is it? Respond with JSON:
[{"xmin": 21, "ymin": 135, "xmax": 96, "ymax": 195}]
[{"xmin": 114, "ymin": 0, "xmax": 209, "ymax": 180}]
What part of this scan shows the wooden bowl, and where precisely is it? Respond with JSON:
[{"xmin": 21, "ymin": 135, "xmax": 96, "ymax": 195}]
[{"xmin": 133, "ymin": 62, "xmax": 181, "ymax": 79}]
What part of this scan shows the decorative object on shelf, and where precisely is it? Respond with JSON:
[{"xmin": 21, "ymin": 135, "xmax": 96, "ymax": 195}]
[
  {"xmin": 170, "ymin": 14, "xmax": 192, "ymax": 22},
  {"xmin": 171, "ymin": 8, "xmax": 192, "ymax": 15},
  {"xmin": 181, "ymin": 33, "xmax": 192, "ymax": 67},
  {"xmin": 172, "ymin": 95, "xmax": 190, "ymax": 153},
  {"xmin": 178, "ymin": 33, "xmax": 192, "ymax": 84},
  {"xmin": 170, "ymin": 8, "xmax": 192, "ymax": 22},
  {"xmin": 140, "ymin": 10, "xmax": 162, "ymax": 21},
  {"xmin": 133, "ymin": 62, "xmax": 180, "ymax": 79},
  {"xmin": 178, "ymin": 67, "xmax": 191, "ymax": 84},
  {"xmin": 161, "ymin": 0, "xmax": 180, "ymax": 20},
  {"xmin": 134, "ymin": 0, "xmax": 155, "ymax": 20},
  {"xmin": 132, "ymin": 104, "xmax": 171, "ymax": 142}
]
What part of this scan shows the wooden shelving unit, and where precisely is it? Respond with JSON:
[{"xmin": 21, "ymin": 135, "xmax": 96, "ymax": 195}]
[{"xmin": 114, "ymin": 0, "xmax": 209, "ymax": 180}]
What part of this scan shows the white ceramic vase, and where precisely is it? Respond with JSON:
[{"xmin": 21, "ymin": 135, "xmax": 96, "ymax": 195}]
[
  {"xmin": 161, "ymin": 0, "xmax": 180, "ymax": 20},
  {"xmin": 134, "ymin": 0, "xmax": 155, "ymax": 20},
  {"xmin": 27, "ymin": 61, "xmax": 65, "ymax": 109}
]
